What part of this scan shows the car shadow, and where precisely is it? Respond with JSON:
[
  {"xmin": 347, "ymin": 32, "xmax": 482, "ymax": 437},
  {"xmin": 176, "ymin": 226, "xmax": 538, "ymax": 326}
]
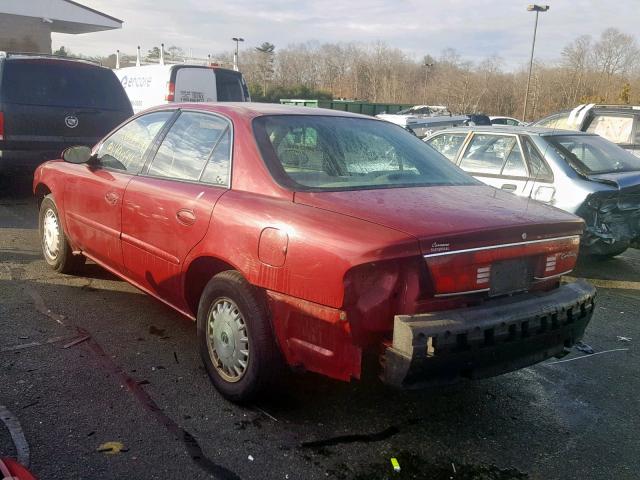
[{"xmin": 574, "ymin": 250, "xmax": 640, "ymax": 283}]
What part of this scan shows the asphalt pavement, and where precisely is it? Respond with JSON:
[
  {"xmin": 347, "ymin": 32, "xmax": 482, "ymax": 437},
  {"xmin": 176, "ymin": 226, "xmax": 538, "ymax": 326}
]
[{"xmin": 1, "ymin": 174, "xmax": 638, "ymax": 480}]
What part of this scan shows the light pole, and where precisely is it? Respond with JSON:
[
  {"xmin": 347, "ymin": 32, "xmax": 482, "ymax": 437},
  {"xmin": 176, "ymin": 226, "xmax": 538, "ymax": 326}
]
[
  {"xmin": 522, "ymin": 5, "xmax": 549, "ymax": 122},
  {"xmin": 232, "ymin": 37, "xmax": 244, "ymax": 71},
  {"xmin": 423, "ymin": 62, "xmax": 434, "ymax": 104}
]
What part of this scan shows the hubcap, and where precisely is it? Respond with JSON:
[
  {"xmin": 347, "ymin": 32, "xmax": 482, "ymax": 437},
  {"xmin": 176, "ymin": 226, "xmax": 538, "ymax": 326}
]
[
  {"xmin": 206, "ymin": 298, "xmax": 249, "ymax": 382},
  {"xmin": 42, "ymin": 208, "xmax": 60, "ymax": 261}
]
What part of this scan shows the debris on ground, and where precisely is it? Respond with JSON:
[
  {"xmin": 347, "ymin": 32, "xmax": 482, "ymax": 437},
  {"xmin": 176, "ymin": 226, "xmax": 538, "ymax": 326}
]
[
  {"xmin": 574, "ymin": 341, "xmax": 595, "ymax": 354},
  {"xmin": 391, "ymin": 457, "xmax": 401, "ymax": 472},
  {"xmin": 617, "ymin": 336, "xmax": 632, "ymax": 342},
  {"xmin": 248, "ymin": 455, "xmax": 254, "ymax": 461},
  {"xmin": 62, "ymin": 334, "xmax": 90, "ymax": 349},
  {"xmin": 97, "ymin": 441, "xmax": 127, "ymax": 455}
]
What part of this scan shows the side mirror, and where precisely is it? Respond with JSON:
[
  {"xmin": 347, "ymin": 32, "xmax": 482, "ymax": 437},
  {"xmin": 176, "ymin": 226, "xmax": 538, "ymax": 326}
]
[{"xmin": 62, "ymin": 145, "xmax": 93, "ymax": 164}]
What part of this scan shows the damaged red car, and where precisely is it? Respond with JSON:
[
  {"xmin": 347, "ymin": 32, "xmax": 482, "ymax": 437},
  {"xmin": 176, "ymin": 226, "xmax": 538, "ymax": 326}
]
[{"xmin": 33, "ymin": 104, "xmax": 596, "ymax": 402}]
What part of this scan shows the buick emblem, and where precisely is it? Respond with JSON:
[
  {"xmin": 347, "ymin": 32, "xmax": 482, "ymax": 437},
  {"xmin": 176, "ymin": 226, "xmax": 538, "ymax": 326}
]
[
  {"xmin": 521, "ymin": 232, "xmax": 527, "ymax": 240},
  {"xmin": 65, "ymin": 115, "xmax": 79, "ymax": 128}
]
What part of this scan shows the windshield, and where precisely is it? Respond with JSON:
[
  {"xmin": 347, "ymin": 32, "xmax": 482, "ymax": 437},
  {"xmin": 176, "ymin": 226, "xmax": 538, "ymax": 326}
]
[
  {"xmin": 2, "ymin": 60, "xmax": 131, "ymax": 111},
  {"xmin": 546, "ymin": 134, "xmax": 640, "ymax": 175},
  {"xmin": 253, "ymin": 115, "xmax": 478, "ymax": 191}
]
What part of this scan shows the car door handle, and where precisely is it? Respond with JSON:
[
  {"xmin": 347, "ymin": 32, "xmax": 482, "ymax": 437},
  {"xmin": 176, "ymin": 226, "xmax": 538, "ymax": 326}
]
[
  {"xmin": 176, "ymin": 208, "xmax": 196, "ymax": 226},
  {"xmin": 104, "ymin": 191, "xmax": 120, "ymax": 205},
  {"xmin": 501, "ymin": 183, "xmax": 517, "ymax": 192}
]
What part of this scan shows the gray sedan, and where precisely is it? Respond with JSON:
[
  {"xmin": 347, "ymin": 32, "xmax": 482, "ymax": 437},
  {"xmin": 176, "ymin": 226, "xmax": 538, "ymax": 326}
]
[{"xmin": 425, "ymin": 126, "xmax": 640, "ymax": 257}]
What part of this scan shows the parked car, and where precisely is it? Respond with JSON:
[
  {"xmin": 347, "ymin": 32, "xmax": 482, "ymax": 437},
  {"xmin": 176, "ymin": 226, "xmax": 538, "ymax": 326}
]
[
  {"xmin": 532, "ymin": 104, "xmax": 640, "ymax": 157},
  {"xmin": 33, "ymin": 104, "xmax": 595, "ymax": 402},
  {"xmin": 490, "ymin": 116, "xmax": 525, "ymax": 126},
  {"xmin": 0, "ymin": 52, "xmax": 133, "ymax": 172},
  {"xmin": 114, "ymin": 64, "xmax": 250, "ymax": 113},
  {"xmin": 425, "ymin": 125, "xmax": 640, "ymax": 257},
  {"xmin": 378, "ymin": 109, "xmax": 491, "ymax": 138}
]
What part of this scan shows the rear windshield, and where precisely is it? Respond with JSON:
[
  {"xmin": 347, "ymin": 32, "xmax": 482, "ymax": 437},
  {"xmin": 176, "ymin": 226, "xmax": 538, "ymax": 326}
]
[
  {"xmin": 546, "ymin": 134, "xmax": 640, "ymax": 174},
  {"xmin": 253, "ymin": 115, "xmax": 478, "ymax": 191},
  {"xmin": 215, "ymin": 69, "xmax": 248, "ymax": 102},
  {"xmin": 1, "ymin": 60, "xmax": 131, "ymax": 111}
]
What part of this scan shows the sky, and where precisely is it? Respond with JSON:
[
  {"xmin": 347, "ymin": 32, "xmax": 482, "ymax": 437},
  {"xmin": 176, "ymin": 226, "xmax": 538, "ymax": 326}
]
[{"xmin": 53, "ymin": 0, "xmax": 640, "ymax": 69}]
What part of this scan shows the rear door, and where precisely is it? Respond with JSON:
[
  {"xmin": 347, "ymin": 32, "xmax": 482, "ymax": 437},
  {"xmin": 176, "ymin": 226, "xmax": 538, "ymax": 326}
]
[
  {"xmin": 121, "ymin": 110, "xmax": 232, "ymax": 308},
  {"xmin": 214, "ymin": 69, "xmax": 250, "ymax": 101},
  {"xmin": 174, "ymin": 67, "xmax": 217, "ymax": 103},
  {"xmin": 457, "ymin": 133, "xmax": 530, "ymax": 196},
  {"xmin": 1, "ymin": 59, "xmax": 132, "ymax": 154},
  {"xmin": 64, "ymin": 111, "xmax": 174, "ymax": 271}
]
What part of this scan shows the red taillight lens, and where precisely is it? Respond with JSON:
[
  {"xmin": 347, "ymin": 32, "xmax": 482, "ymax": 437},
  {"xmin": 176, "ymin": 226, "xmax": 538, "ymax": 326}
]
[
  {"xmin": 425, "ymin": 236, "xmax": 580, "ymax": 297},
  {"xmin": 165, "ymin": 82, "xmax": 175, "ymax": 102},
  {"xmin": 0, "ymin": 112, "xmax": 4, "ymax": 140}
]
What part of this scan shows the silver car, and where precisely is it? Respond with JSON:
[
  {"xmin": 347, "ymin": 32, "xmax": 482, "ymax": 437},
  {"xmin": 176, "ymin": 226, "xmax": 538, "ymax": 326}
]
[{"xmin": 425, "ymin": 126, "xmax": 640, "ymax": 257}]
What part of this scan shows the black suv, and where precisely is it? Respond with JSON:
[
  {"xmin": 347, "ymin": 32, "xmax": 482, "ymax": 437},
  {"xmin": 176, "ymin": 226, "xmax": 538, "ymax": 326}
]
[
  {"xmin": 532, "ymin": 104, "xmax": 640, "ymax": 157},
  {"xmin": 0, "ymin": 53, "xmax": 133, "ymax": 171}
]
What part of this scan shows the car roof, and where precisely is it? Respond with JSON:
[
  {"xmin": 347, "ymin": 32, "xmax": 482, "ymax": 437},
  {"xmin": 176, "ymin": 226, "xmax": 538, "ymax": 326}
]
[
  {"xmin": 145, "ymin": 102, "xmax": 375, "ymax": 119},
  {"xmin": 0, "ymin": 52, "xmax": 104, "ymax": 68},
  {"xmin": 429, "ymin": 125, "xmax": 598, "ymax": 137}
]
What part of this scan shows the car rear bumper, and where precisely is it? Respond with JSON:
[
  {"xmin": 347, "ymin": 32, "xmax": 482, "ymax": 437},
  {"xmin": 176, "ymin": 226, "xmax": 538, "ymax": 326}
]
[{"xmin": 380, "ymin": 280, "xmax": 596, "ymax": 388}]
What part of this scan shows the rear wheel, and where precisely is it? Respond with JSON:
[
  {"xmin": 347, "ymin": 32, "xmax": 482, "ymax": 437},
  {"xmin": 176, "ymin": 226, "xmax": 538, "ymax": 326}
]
[
  {"xmin": 39, "ymin": 195, "xmax": 85, "ymax": 273},
  {"xmin": 197, "ymin": 270, "xmax": 281, "ymax": 402}
]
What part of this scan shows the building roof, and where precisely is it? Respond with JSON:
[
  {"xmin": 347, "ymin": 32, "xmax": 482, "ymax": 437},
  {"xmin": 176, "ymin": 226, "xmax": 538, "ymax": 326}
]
[{"xmin": 0, "ymin": 0, "xmax": 122, "ymax": 34}]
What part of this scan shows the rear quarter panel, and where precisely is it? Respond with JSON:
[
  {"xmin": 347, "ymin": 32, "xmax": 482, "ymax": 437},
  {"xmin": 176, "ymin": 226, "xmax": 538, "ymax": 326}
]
[{"xmin": 184, "ymin": 190, "xmax": 420, "ymax": 309}]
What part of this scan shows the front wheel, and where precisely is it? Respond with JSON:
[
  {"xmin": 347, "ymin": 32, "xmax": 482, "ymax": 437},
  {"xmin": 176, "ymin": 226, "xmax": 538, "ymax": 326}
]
[
  {"xmin": 197, "ymin": 270, "xmax": 281, "ymax": 402},
  {"xmin": 39, "ymin": 195, "xmax": 85, "ymax": 274}
]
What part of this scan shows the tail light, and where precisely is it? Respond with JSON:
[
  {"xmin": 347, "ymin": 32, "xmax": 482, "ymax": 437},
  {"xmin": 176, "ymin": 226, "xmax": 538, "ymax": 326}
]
[
  {"xmin": 0, "ymin": 111, "xmax": 4, "ymax": 141},
  {"xmin": 424, "ymin": 236, "xmax": 580, "ymax": 297},
  {"xmin": 165, "ymin": 81, "xmax": 175, "ymax": 101}
]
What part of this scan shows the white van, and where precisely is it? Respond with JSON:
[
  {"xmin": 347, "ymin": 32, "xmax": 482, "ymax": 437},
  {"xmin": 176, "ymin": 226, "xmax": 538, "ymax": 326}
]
[{"xmin": 114, "ymin": 64, "xmax": 250, "ymax": 113}]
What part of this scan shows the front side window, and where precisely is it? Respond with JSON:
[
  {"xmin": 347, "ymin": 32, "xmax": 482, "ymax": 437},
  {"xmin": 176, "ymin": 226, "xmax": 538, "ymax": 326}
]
[
  {"xmin": 546, "ymin": 134, "xmax": 640, "ymax": 174},
  {"xmin": 459, "ymin": 134, "xmax": 526, "ymax": 176},
  {"xmin": 586, "ymin": 115, "xmax": 634, "ymax": 144},
  {"xmin": 147, "ymin": 111, "xmax": 230, "ymax": 183},
  {"xmin": 96, "ymin": 111, "xmax": 172, "ymax": 173},
  {"xmin": 426, "ymin": 133, "xmax": 468, "ymax": 161},
  {"xmin": 253, "ymin": 116, "xmax": 477, "ymax": 191}
]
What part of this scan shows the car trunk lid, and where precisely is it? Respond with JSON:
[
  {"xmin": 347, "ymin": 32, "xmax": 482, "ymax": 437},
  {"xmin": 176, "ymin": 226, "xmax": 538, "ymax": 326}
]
[
  {"xmin": 296, "ymin": 185, "xmax": 584, "ymax": 298},
  {"xmin": 295, "ymin": 185, "xmax": 584, "ymax": 254}
]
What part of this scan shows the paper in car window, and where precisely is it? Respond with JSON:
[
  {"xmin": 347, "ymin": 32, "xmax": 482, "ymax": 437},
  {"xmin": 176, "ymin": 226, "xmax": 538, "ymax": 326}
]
[{"xmin": 587, "ymin": 116, "xmax": 633, "ymax": 144}]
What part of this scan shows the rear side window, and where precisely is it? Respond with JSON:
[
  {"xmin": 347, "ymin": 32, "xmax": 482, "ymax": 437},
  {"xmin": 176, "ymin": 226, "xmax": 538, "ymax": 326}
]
[
  {"xmin": 522, "ymin": 137, "xmax": 553, "ymax": 181},
  {"xmin": 2, "ymin": 60, "xmax": 131, "ymax": 111},
  {"xmin": 536, "ymin": 113, "xmax": 573, "ymax": 130},
  {"xmin": 426, "ymin": 133, "xmax": 468, "ymax": 161},
  {"xmin": 586, "ymin": 115, "xmax": 634, "ymax": 144},
  {"xmin": 215, "ymin": 69, "xmax": 247, "ymax": 102},
  {"xmin": 97, "ymin": 111, "xmax": 172, "ymax": 173},
  {"xmin": 148, "ymin": 111, "xmax": 230, "ymax": 182}
]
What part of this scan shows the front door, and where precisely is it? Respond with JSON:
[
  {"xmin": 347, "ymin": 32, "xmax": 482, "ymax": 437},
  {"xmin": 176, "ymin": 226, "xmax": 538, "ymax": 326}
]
[
  {"xmin": 64, "ymin": 111, "xmax": 174, "ymax": 271},
  {"xmin": 121, "ymin": 110, "xmax": 233, "ymax": 308},
  {"xmin": 458, "ymin": 133, "xmax": 530, "ymax": 197}
]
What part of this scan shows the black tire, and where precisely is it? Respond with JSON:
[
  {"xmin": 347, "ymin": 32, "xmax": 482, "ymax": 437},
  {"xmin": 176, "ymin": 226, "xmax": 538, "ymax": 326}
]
[
  {"xmin": 39, "ymin": 195, "xmax": 85, "ymax": 274},
  {"xmin": 197, "ymin": 270, "xmax": 281, "ymax": 403}
]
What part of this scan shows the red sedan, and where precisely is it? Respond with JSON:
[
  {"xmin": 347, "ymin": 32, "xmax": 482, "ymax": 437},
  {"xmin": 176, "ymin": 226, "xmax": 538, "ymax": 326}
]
[{"xmin": 33, "ymin": 103, "xmax": 596, "ymax": 402}]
